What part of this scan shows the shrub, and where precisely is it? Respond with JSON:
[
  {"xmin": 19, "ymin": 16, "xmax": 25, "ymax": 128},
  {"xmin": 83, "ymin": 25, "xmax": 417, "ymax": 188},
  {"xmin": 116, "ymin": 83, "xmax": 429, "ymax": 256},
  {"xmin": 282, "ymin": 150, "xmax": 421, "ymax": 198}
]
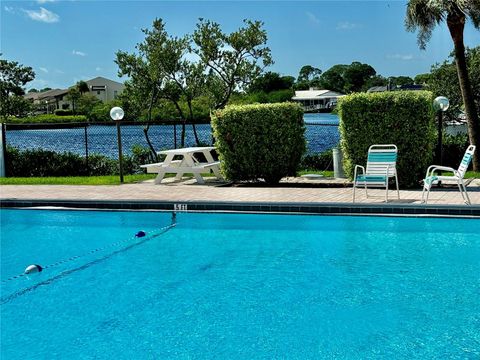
[
  {"xmin": 54, "ymin": 109, "xmax": 74, "ymax": 116},
  {"xmin": 443, "ymin": 132, "xmax": 470, "ymax": 169},
  {"xmin": 212, "ymin": 102, "xmax": 305, "ymax": 184},
  {"xmin": 5, "ymin": 145, "xmax": 151, "ymax": 177},
  {"xmin": 6, "ymin": 114, "xmax": 87, "ymax": 124},
  {"xmin": 301, "ymin": 150, "xmax": 333, "ymax": 171},
  {"xmin": 338, "ymin": 91, "xmax": 435, "ymax": 188}
]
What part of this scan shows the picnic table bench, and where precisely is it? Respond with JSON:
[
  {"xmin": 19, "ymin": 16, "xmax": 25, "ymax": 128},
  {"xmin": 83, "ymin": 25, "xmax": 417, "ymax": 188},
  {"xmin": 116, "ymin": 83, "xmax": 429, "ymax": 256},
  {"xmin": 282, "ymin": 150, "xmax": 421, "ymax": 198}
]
[{"xmin": 141, "ymin": 146, "xmax": 223, "ymax": 184}]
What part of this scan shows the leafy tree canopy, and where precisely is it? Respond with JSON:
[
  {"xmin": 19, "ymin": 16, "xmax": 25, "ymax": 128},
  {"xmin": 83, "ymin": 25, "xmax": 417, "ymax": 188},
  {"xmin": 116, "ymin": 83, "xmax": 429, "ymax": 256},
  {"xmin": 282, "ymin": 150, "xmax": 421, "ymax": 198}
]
[
  {"xmin": 248, "ymin": 72, "xmax": 294, "ymax": 93},
  {"xmin": 0, "ymin": 55, "xmax": 35, "ymax": 120}
]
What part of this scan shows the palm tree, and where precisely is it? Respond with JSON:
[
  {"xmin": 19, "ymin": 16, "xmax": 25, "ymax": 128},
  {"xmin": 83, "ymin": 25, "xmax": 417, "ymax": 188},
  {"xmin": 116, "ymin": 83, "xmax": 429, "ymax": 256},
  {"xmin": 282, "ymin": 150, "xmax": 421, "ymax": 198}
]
[{"xmin": 406, "ymin": 0, "xmax": 480, "ymax": 170}]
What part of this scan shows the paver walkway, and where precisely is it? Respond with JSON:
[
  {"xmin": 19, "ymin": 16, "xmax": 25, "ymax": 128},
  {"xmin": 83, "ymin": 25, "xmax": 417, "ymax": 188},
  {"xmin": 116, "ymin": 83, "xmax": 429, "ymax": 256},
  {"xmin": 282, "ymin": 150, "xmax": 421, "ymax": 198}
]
[{"xmin": 1, "ymin": 179, "xmax": 479, "ymax": 205}]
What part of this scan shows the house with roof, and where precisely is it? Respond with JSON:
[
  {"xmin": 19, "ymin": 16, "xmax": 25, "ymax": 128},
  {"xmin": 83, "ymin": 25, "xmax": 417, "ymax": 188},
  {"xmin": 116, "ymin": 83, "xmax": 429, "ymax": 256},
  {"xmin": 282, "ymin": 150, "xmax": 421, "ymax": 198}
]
[
  {"xmin": 25, "ymin": 76, "xmax": 125, "ymax": 113},
  {"xmin": 291, "ymin": 89, "xmax": 344, "ymax": 112}
]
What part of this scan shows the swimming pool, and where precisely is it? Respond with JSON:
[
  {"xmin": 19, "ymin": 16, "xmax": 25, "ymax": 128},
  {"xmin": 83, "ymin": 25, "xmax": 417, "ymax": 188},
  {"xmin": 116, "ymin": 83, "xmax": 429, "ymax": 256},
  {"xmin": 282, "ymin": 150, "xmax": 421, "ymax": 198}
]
[{"xmin": 1, "ymin": 209, "xmax": 479, "ymax": 358}]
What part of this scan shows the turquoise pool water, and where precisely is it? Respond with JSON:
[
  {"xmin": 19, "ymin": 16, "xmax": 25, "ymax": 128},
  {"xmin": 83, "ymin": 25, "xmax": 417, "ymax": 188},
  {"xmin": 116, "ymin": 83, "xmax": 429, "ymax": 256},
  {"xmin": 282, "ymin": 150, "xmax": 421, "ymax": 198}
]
[{"xmin": 1, "ymin": 209, "xmax": 479, "ymax": 359}]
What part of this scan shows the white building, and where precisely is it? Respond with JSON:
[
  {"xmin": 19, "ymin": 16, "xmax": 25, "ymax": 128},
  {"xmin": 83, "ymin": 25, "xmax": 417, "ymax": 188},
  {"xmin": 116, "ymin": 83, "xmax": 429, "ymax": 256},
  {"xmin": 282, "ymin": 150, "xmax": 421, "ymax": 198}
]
[
  {"xmin": 84, "ymin": 76, "xmax": 125, "ymax": 103},
  {"xmin": 292, "ymin": 89, "xmax": 344, "ymax": 111}
]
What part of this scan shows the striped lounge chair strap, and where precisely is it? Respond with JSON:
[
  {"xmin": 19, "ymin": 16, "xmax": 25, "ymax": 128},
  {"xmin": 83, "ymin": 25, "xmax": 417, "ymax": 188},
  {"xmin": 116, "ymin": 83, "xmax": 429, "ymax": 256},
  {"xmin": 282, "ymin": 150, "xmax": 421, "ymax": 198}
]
[
  {"xmin": 368, "ymin": 152, "xmax": 397, "ymax": 162},
  {"xmin": 356, "ymin": 175, "xmax": 387, "ymax": 182}
]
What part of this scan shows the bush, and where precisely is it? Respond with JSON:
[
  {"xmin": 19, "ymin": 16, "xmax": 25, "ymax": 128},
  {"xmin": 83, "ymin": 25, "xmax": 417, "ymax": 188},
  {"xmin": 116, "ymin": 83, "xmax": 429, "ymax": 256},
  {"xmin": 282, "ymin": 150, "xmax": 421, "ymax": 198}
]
[
  {"xmin": 338, "ymin": 91, "xmax": 435, "ymax": 188},
  {"xmin": 5, "ymin": 145, "xmax": 151, "ymax": 177},
  {"xmin": 212, "ymin": 102, "xmax": 305, "ymax": 184},
  {"xmin": 54, "ymin": 109, "xmax": 74, "ymax": 116},
  {"xmin": 6, "ymin": 114, "xmax": 87, "ymax": 124},
  {"xmin": 443, "ymin": 132, "xmax": 470, "ymax": 169},
  {"xmin": 301, "ymin": 150, "xmax": 333, "ymax": 171}
]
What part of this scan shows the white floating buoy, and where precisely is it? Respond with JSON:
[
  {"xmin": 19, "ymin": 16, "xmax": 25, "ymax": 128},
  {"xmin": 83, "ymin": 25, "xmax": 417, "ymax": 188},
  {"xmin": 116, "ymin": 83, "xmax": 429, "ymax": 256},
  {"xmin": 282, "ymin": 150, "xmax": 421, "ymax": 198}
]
[{"xmin": 25, "ymin": 264, "xmax": 43, "ymax": 274}]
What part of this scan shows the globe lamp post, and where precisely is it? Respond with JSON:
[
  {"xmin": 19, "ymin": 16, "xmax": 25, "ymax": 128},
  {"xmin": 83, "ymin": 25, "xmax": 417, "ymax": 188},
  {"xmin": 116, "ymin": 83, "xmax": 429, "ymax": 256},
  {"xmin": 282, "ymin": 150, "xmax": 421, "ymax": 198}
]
[
  {"xmin": 433, "ymin": 96, "xmax": 449, "ymax": 166},
  {"xmin": 110, "ymin": 107, "xmax": 125, "ymax": 183}
]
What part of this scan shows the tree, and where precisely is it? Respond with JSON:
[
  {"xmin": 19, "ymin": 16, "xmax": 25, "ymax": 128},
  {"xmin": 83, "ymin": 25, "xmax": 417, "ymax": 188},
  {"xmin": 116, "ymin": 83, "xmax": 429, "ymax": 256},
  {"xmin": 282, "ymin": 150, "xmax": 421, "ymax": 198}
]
[
  {"xmin": 427, "ymin": 47, "xmax": 480, "ymax": 123},
  {"xmin": 414, "ymin": 73, "xmax": 431, "ymax": 85},
  {"xmin": 192, "ymin": 18, "xmax": 273, "ymax": 109},
  {"xmin": 77, "ymin": 80, "xmax": 90, "ymax": 95},
  {"xmin": 0, "ymin": 56, "xmax": 35, "ymax": 120},
  {"xmin": 248, "ymin": 72, "xmax": 294, "ymax": 93},
  {"xmin": 406, "ymin": 0, "xmax": 480, "ymax": 169},
  {"xmin": 297, "ymin": 65, "xmax": 322, "ymax": 82},
  {"xmin": 343, "ymin": 62, "xmax": 376, "ymax": 92},
  {"xmin": 389, "ymin": 76, "xmax": 414, "ymax": 87},
  {"xmin": 118, "ymin": 19, "xmax": 207, "ymax": 148},
  {"xmin": 28, "ymin": 88, "xmax": 39, "ymax": 93},
  {"xmin": 319, "ymin": 64, "xmax": 347, "ymax": 93},
  {"xmin": 66, "ymin": 87, "xmax": 81, "ymax": 113}
]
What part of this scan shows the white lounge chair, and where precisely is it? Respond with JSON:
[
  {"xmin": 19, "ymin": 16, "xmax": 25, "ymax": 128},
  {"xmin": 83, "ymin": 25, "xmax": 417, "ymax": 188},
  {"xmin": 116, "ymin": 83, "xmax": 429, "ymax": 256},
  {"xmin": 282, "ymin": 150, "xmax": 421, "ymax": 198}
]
[
  {"xmin": 422, "ymin": 145, "xmax": 476, "ymax": 205},
  {"xmin": 353, "ymin": 144, "xmax": 399, "ymax": 203}
]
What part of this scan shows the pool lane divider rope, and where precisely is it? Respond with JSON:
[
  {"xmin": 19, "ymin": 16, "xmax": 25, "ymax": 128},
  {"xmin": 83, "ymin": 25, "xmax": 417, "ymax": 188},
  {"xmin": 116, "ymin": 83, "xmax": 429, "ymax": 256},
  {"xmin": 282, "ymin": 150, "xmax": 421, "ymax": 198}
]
[
  {"xmin": 1, "ymin": 222, "xmax": 177, "ymax": 285},
  {"xmin": 1, "ymin": 223, "xmax": 177, "ymax": 304}
]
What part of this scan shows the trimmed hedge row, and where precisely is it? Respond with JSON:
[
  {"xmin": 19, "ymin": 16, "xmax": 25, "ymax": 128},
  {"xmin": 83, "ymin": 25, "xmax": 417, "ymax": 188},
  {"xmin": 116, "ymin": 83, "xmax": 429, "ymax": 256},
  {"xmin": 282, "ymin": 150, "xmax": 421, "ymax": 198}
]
[
  {"xmin": 338, "ymin": 91, "xmax": 435, "ymax": 188},
  {"xmin": 6, "ymin": 114, "xmax": 88, "ymax": 124},
  {"xmin": 212, "ymin": 102, "xmax": 305, "ymax": 184},
  {"xmin": 5, "ymin": 145, "xmax": 151, "ymax": 177}
]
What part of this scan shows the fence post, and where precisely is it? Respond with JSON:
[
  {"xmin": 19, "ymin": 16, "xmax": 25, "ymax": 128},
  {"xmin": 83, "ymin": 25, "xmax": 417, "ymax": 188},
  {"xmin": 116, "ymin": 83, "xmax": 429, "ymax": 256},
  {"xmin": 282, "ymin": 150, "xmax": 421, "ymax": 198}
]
[
  {"xmin": 0, "ymin": 123, "xmax": 6, "ymax": 177},
  {"xmin": 173, "ymin": 123, "xmax": 177, "ymax": 149},
  {"xmin": 84, "ymin": 124, "xmax": 89, "ymax": 174}
]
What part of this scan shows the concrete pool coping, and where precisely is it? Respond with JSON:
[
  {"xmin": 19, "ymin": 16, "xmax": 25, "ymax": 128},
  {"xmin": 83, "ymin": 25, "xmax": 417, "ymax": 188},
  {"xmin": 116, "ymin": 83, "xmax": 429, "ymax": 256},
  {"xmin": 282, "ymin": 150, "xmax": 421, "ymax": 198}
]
[{"xmin": 2, "ymin": 198, "xmax": 480, "ymax": 217}]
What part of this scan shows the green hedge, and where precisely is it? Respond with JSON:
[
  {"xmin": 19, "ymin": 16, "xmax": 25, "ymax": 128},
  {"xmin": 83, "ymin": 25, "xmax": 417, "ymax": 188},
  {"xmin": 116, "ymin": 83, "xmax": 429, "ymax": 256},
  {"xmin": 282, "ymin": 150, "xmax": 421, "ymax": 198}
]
[
  {"xmin": 301, "ymin": 150, "xmax": 333, "ymax": 171},
  {"xmin": 212, "ymin": 102, "xmax": 305, "ymax": 184},
  {"xmin": 5, "ymin": 145, "xmax": 151, "ymax": 177},
  {"xmin": 338, "ymin": 91, "xmax": 435, "ymax": 188},
  {"xmin": 6, "ymin": 114, "xmax": 88, "ymax": 124},
  {"xmin": 53, "ymin": 109, "xmax": 74, "ymax": 116}
]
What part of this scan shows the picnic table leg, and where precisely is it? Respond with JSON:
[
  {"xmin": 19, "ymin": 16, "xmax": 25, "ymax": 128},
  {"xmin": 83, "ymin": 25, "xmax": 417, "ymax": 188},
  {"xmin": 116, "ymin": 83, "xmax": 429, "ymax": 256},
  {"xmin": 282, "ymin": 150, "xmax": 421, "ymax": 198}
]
[
  {"xmin": 194, "ymin": 173, "xmax": 205, "ymax": 184},
  {"xmin": 203, "ymin": 150, "xmax": 223, "ymax": 179},
  {"xmin": 154, "ymin": 170, "xmax": 166, "ymax": 184}
]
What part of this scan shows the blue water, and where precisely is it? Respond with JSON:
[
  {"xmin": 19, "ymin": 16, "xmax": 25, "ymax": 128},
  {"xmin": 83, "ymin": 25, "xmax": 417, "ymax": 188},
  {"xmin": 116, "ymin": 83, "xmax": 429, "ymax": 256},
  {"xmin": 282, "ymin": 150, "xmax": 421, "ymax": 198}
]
[
  {"xmin": 1, "ymin": 209, "xmax": 479, "ymax": 359},
  {"xmin": 5, "ymin": 114, "xmax": 340, "ymax": 157}
]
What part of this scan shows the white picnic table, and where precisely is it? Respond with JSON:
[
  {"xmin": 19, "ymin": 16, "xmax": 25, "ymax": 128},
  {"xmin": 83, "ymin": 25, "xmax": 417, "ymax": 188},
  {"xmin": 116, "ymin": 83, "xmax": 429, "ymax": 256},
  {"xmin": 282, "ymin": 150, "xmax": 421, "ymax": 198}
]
[{"xmin": 141, "ymin": 146, "xmax": 222, "ymax": 184}]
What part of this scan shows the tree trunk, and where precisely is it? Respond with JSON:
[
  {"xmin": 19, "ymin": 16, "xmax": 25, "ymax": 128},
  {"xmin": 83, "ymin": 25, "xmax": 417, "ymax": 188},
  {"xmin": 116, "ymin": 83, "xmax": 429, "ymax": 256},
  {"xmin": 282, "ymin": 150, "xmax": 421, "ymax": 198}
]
[
  {"xmin": 144, "ymin": 90, "xmax": 158, "ymax": 162},
  {"xmin": 187, "ymin": 101, "xmax": 200, "ymax": 145},
  {"xmin": 171, "ymin": 100, "xmax": 187, "ymax": 147},
  {"xmin": 447, "ymin": 13, "xmax": 480, "ymax": 170}
]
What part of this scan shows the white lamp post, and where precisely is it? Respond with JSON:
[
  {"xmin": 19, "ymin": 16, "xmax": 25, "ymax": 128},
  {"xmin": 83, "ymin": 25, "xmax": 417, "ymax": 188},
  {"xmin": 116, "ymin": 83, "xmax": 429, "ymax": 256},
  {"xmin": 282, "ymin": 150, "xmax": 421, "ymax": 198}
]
[
  {"xmin": 433, "ymin": 96, "xmax": 450, "ymax": 165},
  {"xmin": 110, "ymin": 107, "xmax": 125, "ymax": 183}
]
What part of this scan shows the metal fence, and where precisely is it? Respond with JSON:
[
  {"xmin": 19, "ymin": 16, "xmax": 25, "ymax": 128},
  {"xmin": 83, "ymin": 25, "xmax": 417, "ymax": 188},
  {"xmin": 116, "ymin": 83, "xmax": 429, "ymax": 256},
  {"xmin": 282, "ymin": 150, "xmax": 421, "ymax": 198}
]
[{"xmin": 2, "ymin": 121, "xmax": 339, "ymax": 175}]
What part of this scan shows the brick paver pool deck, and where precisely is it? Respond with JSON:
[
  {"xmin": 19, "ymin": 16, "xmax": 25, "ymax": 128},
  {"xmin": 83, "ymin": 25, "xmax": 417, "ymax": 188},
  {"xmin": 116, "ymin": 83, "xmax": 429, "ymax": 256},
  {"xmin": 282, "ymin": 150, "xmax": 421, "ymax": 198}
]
[{"xmin": 1, "ymin": 179, "xmax": 479, "ymax": 206}]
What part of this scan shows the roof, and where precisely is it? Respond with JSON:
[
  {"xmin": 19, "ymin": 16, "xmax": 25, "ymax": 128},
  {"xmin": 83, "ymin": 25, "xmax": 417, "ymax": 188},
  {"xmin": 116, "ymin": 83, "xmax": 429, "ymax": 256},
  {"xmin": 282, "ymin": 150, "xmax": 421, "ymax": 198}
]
[
  {"xmin": 367, "ymin": 86, "xmax": 389, "ymax": 93},
  {"xmin": 292, "ymin": 89, "xmax": 344, "ymax": 100},
  {"xmin": 24, "ymin": 88, "xmax": 69, "ymax": 101}
]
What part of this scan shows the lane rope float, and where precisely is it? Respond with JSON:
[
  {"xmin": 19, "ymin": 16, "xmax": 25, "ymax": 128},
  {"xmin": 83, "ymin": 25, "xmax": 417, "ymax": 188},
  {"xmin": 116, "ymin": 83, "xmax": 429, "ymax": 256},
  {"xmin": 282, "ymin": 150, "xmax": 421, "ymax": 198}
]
[{"xmin": 1, "ymin": 223, "xmax": 176, "ymax": 285}]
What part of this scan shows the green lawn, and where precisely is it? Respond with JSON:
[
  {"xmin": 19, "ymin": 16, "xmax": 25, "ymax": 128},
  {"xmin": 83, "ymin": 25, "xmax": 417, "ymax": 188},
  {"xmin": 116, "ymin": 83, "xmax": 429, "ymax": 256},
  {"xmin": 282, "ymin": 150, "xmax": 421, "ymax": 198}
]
[
  {"xmin": 0, "ymin": 171, "xmax": 478, "ymax": 185},
  {"xmin": 0, "ymin": 174, "xmax": 156, "ymax": 185}
]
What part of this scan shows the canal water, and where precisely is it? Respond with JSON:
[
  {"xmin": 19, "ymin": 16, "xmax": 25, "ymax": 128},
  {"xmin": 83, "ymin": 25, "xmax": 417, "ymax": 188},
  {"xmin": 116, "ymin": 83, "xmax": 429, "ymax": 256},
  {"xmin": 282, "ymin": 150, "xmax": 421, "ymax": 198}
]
[{"xmin": 5, "ymin": 114, "xmax": 340, "ymax": 157}]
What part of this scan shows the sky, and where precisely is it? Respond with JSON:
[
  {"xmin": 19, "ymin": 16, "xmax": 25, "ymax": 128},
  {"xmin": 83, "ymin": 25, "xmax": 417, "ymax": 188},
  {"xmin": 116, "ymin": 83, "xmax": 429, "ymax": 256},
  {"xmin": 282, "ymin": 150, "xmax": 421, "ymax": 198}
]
[{"xmin": 1, "ymin": 0, "xmax": 479, "ymax": 90}]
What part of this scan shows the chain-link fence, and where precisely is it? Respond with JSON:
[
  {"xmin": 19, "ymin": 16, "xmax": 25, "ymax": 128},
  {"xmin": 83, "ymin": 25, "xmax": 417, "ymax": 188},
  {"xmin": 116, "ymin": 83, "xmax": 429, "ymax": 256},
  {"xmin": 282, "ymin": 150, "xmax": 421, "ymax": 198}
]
[{"xmin": 2, "ymin": 121, "xmax": 339, "ymax": 176}]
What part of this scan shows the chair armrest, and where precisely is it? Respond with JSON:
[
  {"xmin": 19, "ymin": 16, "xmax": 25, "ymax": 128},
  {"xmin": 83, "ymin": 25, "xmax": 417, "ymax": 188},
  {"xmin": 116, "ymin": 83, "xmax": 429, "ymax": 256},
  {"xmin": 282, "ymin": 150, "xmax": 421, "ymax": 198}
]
[{"xmin": 354, "ymin": 165, "xmax": 365, "ymax": 179}]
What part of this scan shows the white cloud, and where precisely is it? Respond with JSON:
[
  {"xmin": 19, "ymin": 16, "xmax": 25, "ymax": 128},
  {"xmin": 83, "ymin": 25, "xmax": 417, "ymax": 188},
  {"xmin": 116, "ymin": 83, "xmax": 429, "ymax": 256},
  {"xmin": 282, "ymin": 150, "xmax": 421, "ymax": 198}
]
[
  {"xmin": 4, "ymin": 6, "xmax": 15, "ymax": 13},
  {"xmin": 55, "ymin": 69, "xmax": 64, "ymax": 74},
  {"xmin": 24, "ymin": 7, "xmax": 59, "ymax": 23},
  {"xmin": 37, "ymin": 0, "xmax": 56, "ymax": 4},
  {"xmin": 306, "ymin": 11, "xmax": 320, "ymax": 25},
  {"xmin": 386, "ymin": 54, "xmax": 414, "ymax": 61},
  {"xmin": 39, "ymin": 67, "xmax": 49, "ymax": 73},
  {"xmin": 72, "ymin": 50, "xmax": 86, "ymax": 57},
  {"xmin": 336, "ymin": 21, "xmax": 360, "ymax": 30},
  {"xmin": 95, "ymin": 67, "xmax": 102, "ymax": 71}
]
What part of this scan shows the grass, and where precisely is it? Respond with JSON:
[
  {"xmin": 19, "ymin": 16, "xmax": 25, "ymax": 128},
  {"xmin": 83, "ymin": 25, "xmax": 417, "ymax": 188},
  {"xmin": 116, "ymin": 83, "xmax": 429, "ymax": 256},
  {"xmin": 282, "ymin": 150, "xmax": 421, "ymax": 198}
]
[
  {"xmin": 0, "ymin": 171, "xmax": 478, "ymax": 185},
  {"xmin": 0, "ymin": 174, "xmax": 156, "ymax": 185}
]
